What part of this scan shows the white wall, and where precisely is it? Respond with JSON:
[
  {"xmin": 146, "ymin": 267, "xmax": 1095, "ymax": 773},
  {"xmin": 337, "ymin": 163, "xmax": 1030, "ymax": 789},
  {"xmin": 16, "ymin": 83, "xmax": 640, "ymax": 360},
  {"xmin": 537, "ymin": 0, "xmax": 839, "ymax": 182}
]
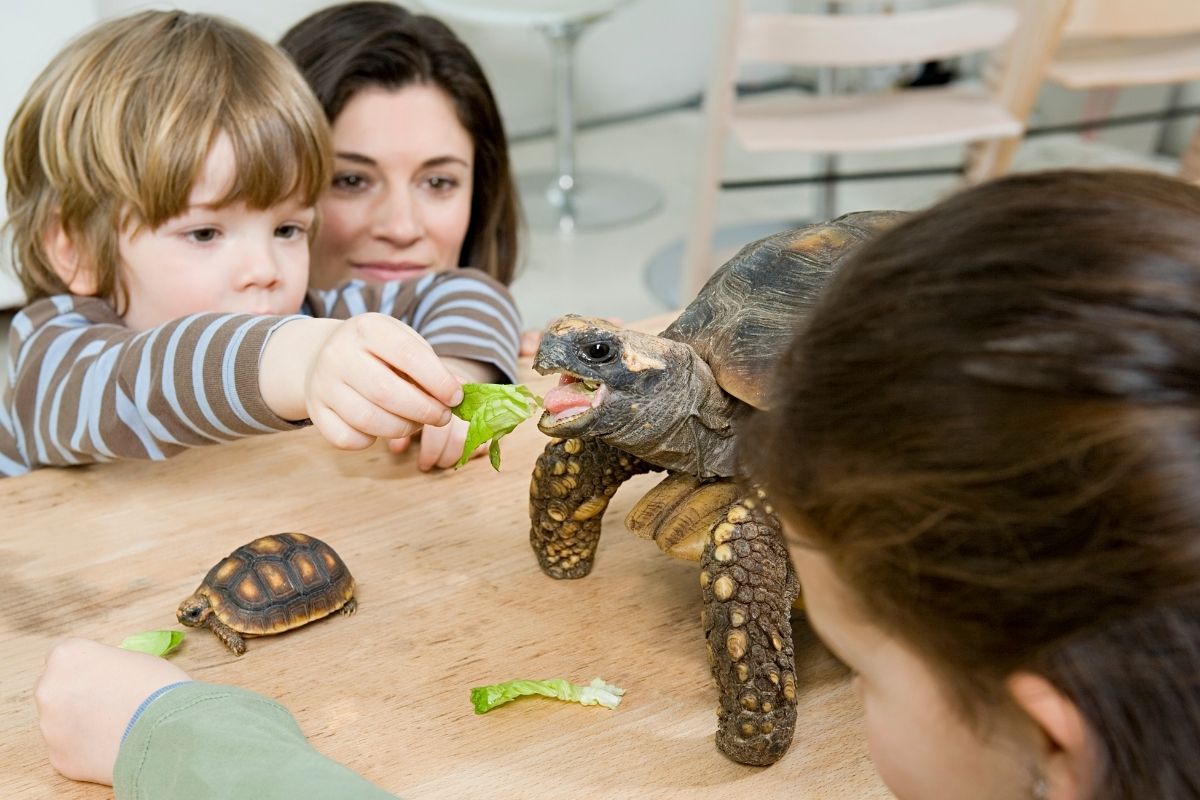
[{"xmin": 0, "ymin": 0, "xmax": 100, "ymax": 306}]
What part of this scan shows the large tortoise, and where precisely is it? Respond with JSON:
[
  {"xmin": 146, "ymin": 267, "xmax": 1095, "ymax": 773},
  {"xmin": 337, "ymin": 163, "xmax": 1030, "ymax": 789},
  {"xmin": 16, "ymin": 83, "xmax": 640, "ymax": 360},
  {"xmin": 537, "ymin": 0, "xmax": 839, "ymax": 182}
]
[
  {"xmin": 528, "ymin": 211, "xmax": 904, "ymax": 765},
  {"xmin": 177, "ymin": 532, "xmax": 356, "ymax": 655}
]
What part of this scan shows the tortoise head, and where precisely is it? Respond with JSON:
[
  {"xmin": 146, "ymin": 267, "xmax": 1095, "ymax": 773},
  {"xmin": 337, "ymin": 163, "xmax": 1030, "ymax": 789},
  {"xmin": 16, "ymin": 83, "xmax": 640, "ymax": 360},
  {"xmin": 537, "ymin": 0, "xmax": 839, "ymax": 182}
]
[
  {"xmin": 176, "ymin": 593, "xmax": 212, "ymax": 628},
  {"xmin": 534, "ymin": 315, "xmax": 696, "ymax": 444}
]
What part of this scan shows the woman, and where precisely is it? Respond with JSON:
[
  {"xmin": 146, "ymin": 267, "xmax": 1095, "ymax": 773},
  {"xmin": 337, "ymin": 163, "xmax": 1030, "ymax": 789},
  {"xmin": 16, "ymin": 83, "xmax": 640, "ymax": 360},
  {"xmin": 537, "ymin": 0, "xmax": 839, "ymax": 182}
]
[
  {"xmin": 283, "ymin": 2, "xmax": 532, "ymax": 462},
  {"xmin": 280, "ymin": 1, "xmax": 520, "ymax": 291}
]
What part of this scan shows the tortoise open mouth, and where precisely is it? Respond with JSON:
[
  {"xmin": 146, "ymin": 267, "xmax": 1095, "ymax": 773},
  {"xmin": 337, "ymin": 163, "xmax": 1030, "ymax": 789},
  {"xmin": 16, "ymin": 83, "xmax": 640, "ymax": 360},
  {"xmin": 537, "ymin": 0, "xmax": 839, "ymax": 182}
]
[{"xmin": 540, "ymin": 373, "xmax": 607, "ymax": 430}]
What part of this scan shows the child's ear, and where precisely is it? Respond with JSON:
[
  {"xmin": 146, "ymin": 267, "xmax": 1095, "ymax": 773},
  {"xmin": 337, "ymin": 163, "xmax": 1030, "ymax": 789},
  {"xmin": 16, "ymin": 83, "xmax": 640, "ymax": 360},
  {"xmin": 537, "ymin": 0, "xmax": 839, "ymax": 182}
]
[
  {"xmin": 1007, "ymin": 672, "xmax": 1094, "ymax": 800},
  {"xmin": 43, "ymin": 214, "xmax": 98, "ymax": 296}
]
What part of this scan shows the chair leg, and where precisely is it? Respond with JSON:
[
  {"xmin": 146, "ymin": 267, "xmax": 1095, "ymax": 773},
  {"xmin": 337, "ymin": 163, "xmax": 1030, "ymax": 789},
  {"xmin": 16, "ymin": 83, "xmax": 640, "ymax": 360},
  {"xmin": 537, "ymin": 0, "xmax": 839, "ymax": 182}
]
[
  {"xmin": 964, "ymin": 136, "xmax": 1020, "ymax": 184},
  {"xmin": 1180, "ymin": 124, "xmax": 1200, "ymax": 184},
  {"xmin": 545, "ymin": 21, "xmax": 583, "ymax": 231},
  {"xmin": 682, "ymin": 135, "xmax": 722, "ymax": 301}
]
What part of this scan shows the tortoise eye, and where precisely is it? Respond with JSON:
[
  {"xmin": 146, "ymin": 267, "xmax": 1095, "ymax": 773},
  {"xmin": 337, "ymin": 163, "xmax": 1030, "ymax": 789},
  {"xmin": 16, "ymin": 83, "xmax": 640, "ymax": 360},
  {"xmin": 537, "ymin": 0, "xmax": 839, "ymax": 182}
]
[{"xmin": 581, "ymin": 341, "xmax": 615, "ymax": 364}]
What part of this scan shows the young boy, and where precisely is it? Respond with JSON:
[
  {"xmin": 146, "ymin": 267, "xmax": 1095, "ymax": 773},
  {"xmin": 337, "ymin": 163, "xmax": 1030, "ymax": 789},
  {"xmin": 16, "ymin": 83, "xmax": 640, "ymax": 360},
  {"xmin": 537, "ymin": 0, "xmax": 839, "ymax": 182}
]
[{"xmin": 0, "ymin": 10, "xmax": 521, "ymax": 478}]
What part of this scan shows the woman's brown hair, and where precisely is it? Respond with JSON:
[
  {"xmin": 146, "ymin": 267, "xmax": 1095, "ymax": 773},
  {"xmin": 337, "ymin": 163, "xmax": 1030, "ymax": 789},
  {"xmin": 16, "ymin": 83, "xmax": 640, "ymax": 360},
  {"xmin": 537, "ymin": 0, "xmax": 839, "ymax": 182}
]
[
  {"xmin": 280, "ymin": 1, "xmax": 520, "ymax": 285},
  {"xmin": 746, "ymin": 169, "xmax": 1200, "ymax": 798}
]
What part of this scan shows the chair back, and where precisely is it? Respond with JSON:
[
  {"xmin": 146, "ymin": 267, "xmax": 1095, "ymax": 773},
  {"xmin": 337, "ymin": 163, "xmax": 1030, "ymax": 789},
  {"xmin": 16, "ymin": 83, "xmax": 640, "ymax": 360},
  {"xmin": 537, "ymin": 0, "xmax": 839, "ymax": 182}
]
[
  {"xmin": 736, "ymin": 2, "xmax": 1019, "ymax": 68},
  {"xmin": 1062, "ymin": 0, "xmax": 1200, "ymax": 40}
]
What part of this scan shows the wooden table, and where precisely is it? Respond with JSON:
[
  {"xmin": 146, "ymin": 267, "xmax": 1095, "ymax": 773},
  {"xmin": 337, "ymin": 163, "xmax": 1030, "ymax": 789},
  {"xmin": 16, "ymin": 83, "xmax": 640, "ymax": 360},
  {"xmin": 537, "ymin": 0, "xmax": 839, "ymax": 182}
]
[{"xmin": 0, "ymin": 315, "xmax": 889, "ymax": 800}]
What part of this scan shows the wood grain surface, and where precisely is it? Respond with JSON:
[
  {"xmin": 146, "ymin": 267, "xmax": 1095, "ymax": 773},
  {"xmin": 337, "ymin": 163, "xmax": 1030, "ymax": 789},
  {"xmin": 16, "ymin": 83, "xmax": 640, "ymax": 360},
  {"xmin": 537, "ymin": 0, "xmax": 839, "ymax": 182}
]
[{"xmin": 0, "ymin": 314, "xmax": 890, "ymax": 800}]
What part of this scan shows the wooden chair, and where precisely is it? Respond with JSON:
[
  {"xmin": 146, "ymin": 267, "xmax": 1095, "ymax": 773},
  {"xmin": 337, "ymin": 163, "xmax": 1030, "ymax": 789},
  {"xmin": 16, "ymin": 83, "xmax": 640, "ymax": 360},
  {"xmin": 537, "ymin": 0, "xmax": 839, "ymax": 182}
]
[
  {"xmin": 1043, "ymin": 0, "xmax": 1200, "ymax": 181},
  {"xmin": 682, "ymin": 0, "xmax": 1071, "ymax": 298}
]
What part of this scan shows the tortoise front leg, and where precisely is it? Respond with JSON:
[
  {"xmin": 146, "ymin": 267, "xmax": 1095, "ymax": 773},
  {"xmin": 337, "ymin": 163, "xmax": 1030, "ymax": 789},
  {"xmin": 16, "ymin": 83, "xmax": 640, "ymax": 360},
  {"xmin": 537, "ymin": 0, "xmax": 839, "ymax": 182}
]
[
  {"xmin": 701, "ymin": 494, "xmax": 800, "ymax": 765},
  {"xmin": 206, "ymin": 615, "xmax": 247, "ymax": 656},
  {"xmin": 530, "ymin": 437, "xmax": 652, "ymax": 579}
]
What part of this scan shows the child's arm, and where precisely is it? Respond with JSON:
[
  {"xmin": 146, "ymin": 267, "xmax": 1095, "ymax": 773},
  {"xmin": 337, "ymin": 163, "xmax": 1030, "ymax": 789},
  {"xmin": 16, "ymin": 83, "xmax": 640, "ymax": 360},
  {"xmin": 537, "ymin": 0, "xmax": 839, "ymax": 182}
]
[
  {"xmin": 257, "ymin": 314, "xmax": 461, "ymax": 451},
  {"xmin": 1, "ymin": 297, "xmax": 308, "ymax": 474},
  {"xmin": 306, "ymin": 269, "xmax": 521, "ymax": 385},
  {"xmin": 35, "ymin": 639, "xmax": 396, "ymax": 799},
  {"xmin": 304, "ymin": 271, "xmax": 521, "ymax": 470}
]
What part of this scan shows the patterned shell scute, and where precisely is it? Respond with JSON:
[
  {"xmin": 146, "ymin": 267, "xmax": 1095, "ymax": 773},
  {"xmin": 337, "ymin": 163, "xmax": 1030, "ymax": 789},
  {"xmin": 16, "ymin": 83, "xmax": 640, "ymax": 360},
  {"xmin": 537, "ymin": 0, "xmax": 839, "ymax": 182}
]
[
  {"xmin": 202, "ymin": 532, "xmax": 355, "ymax": 636},
  {"xmin": 663, "ymin": 210, "xmax": 906, "ymax": 409}
]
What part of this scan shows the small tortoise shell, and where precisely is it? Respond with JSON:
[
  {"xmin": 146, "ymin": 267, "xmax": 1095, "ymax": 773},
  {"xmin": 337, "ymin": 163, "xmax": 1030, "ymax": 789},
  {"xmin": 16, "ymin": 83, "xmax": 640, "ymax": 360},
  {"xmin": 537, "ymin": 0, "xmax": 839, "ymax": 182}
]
[{"xmin": 195, "ymin": 532, "xmax": 355, "ymax": 635}]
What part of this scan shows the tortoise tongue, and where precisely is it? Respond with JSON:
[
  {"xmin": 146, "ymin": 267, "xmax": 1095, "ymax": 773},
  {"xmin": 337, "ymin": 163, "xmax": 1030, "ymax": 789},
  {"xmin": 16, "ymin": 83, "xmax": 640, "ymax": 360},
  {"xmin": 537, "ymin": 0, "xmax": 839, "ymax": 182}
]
[{"xmin": 544, "ymin": 380, "xmax": 595, "ymax": 415}]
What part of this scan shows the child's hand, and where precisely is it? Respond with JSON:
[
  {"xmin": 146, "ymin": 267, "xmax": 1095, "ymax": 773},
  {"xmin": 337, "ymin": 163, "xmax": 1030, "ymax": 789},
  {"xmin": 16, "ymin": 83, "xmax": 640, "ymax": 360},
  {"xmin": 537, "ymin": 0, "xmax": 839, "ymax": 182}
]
[
  {"xmin": 34, "ymin": 638, "xmax": 190, "ymax": 785},
  {"xmin": 261, "ymin": 315, "xmax": 463, "ymax": 451},
  {"xmin": 388, "ymin": 415, "xmax": 488, "ymax": 470}
]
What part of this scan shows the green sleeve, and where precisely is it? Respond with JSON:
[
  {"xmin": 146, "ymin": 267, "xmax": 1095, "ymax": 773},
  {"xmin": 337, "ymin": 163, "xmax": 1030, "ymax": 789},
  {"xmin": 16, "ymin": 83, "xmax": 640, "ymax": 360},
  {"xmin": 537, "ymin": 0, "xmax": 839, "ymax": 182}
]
[{"xmin": 114, "ymin": 682, "xmax": 397, "ymax": 800}]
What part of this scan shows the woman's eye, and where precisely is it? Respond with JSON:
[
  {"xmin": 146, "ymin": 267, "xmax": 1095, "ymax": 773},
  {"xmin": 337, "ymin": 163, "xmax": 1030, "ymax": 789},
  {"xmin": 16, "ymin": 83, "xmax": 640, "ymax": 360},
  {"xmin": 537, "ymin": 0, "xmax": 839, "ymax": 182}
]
[
  {"xmin": 332, "ymin": 173, "xmax": 368, "ymax": 191},
  {"xmin": 426, "ymin": 175, "xmax": 458, "ymax": 192},
  {"xmin": 275, "ymin": 223, "xmax": 305, "ymax": 239},
  {"xmin": 187, "ymin": 228, "xmax": 219, "ymax": 243}
]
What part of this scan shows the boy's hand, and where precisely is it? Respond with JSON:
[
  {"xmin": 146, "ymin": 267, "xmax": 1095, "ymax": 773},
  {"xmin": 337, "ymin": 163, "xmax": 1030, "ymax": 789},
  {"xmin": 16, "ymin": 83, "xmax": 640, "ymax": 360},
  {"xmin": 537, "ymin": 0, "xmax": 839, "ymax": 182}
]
[
  {"xmin": 387, "ymin": 415, "xmax": 487, "ymax": 471},
  {"xmin": 35, "ymin": 638, "xmax": 190, "ymax": 785},
  {"xmin": 261, "ymin": 315, "xmax": 463, "ymax": 450}
]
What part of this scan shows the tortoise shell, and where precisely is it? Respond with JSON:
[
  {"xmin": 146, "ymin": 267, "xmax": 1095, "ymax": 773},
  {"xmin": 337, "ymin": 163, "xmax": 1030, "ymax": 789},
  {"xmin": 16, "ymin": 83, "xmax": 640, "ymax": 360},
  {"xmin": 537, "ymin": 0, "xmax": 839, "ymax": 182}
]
[
  {"xmin": 663, "ymin": 210, "xmax": 906, "ymax": 409},
  {"xmin": 194, "ymin": 532, "xmax": 355, "ymax": 636}
]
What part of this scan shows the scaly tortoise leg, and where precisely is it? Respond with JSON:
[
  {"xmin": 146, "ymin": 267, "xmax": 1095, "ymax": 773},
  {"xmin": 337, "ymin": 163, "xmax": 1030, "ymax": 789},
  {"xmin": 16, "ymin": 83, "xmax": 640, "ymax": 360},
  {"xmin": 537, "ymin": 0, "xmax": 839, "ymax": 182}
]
[
  {"xmin": 530, "ymin": 437, "xmax": 652, "ymax": 579},
  {"xmin": 701, "ymin": 492, "xmax": 800, "ymax": 765},
  {"xmin": 206, "ymin": 615, "xmax": 247, "ymax": 656}
]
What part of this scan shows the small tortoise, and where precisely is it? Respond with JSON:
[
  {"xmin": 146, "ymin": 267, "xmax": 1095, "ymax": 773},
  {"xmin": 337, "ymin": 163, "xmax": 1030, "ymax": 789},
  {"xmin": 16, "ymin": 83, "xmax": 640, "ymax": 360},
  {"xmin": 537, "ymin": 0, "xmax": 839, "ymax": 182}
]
[
  {"xmin": 528, "ymin": 211, "xmax": 904, "ymax": 765},
  {"xmin": 177, "ymin": 532, "xmax": 356, "ymax": 655}
]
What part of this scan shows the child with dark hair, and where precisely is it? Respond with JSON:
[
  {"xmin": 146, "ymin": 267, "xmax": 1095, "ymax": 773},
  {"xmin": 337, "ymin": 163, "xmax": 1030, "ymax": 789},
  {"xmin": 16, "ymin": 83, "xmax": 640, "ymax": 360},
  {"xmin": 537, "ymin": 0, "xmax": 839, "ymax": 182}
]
[{"xmin": 746, "ymin": 168, "xmax": 1200, "ymax": 800}]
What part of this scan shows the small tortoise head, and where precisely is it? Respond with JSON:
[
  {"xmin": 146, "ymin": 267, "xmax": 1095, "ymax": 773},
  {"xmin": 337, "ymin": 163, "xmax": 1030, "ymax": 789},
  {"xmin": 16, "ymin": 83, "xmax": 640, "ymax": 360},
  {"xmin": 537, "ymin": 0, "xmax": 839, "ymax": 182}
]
[
  {"xmin": 534, "ymin": 314, "xmax": 696, "ymax": 443},
  {"xmin": 176, "ymin": 593, "xmax": 212, "ymax": 628}
]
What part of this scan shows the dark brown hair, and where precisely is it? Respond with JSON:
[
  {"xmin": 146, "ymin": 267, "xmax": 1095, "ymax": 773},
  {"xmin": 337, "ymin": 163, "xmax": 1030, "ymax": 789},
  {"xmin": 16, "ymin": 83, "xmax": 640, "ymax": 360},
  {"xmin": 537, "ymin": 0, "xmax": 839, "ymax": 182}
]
[
  {"xmin": 279, "ymin": 1, "xmax": 520, "ymax": 285},
  {"xmin": 746, "ymin": 169, "xmax": 1200, "ymax": 799}
]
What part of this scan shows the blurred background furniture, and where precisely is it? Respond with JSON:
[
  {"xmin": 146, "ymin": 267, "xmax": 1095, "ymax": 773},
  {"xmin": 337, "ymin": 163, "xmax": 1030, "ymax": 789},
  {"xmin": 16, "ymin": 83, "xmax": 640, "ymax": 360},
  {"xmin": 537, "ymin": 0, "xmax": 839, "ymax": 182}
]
[
  {"xmin": 420, "ymin": 0, "xmax": 663, "ymax": 233},
  {"xmin": 1044, "ymin": 0, "xmax": 1200, "ymax": 181},
  {"xmin": 681, "ymin": 0, "xmax": 1072, "ymax": 298}
]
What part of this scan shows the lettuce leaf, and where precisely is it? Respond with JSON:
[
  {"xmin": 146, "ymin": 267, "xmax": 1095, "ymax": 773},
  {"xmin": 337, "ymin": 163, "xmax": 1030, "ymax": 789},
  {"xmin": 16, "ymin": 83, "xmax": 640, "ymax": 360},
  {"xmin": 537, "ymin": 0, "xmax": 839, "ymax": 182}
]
[
  {"xmin": 120, "ymin": 630, "xmax": 185, "ymax": 657},
  {"xmin": 451, "ymin": 383, "xmax": 543, "ymax": 470},
  {"xmin": 470, "ymin": 677, "xmax": 625, "ymax": 714}
]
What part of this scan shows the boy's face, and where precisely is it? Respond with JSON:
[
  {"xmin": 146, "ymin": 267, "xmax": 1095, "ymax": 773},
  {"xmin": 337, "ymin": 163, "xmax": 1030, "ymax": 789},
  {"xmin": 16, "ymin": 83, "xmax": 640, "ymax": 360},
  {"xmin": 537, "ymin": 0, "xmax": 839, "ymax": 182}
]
[{"xmin": 118, "ymin": 134, "xmax": 314, "ymax": 331}]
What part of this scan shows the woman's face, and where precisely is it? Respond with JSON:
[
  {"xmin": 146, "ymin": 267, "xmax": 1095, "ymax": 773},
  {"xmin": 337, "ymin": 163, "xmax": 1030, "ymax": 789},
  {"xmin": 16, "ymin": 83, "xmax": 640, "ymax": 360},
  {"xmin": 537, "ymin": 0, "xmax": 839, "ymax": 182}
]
[
  {"xmin": 785, "ymin": 529, "xmax": 1039, "ymax": 800},
  {"xmin": 309, "ymin": 84, "xmax": 474, "ymax": 289}
]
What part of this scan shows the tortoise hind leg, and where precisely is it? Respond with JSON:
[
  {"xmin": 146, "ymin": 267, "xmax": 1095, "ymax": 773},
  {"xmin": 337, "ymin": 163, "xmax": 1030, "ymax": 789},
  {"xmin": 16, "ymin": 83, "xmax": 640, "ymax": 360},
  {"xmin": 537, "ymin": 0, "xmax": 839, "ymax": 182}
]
[
  {"xmin": 341, "ymin": 597, "xmax": 357, "ymax": 616},
  {"xmin": 701, "ymin": 494, "xmax": 800, "ymax": 765},
  {"xmin": 206, "ymin": 615, "xmax": 247, "ymax": 656},
  {"xmin": 530, "ymin": 437, "xmax": 652, "ymax": 579}
]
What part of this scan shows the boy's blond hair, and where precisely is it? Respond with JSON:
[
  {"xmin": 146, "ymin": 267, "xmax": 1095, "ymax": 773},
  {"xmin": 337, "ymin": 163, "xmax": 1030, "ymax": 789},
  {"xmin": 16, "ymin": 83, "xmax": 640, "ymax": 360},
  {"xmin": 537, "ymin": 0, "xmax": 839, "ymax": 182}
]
[{"xmin": 4, "ymin": 10, "xmax": 331, "ymax": 309}]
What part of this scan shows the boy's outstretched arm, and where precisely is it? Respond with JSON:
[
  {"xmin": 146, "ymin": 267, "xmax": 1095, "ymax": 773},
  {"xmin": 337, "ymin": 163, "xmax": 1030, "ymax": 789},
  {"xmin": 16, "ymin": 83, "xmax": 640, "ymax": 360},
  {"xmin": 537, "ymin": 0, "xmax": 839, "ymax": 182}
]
[
  {"xmin": 305, "ymin": 270, "xmax": 520, "ymax": 469},
  {"xmin": 0, "ymin": 298, "xmax": 307, "ymax": 475},
  {"xmin": 258, "ymin": 314, "xmax": 462, "ymax": 451}
]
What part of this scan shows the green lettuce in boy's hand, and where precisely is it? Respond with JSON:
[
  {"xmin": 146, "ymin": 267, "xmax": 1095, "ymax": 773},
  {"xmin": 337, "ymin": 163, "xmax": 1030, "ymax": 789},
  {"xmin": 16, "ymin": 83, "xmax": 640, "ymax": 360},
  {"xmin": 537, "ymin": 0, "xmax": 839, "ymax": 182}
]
[
  {"xmin": 119, "ymin": 630, "xmax": 184, "ymax": 657},
  {"xmin": 470, "ymin": 677, "xmax": 625, "ymax": 714},
  {"xmin": 451, "ymin": 383, "xmax": 543, "ymax": 470}
]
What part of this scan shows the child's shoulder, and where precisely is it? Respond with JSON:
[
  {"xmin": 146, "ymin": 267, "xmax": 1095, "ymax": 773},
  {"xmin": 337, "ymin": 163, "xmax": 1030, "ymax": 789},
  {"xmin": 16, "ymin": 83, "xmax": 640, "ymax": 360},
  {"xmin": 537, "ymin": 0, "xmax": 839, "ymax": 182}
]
[{"xmin": 14, "ymin": 295, "xmax": 121, "ymax": 336}]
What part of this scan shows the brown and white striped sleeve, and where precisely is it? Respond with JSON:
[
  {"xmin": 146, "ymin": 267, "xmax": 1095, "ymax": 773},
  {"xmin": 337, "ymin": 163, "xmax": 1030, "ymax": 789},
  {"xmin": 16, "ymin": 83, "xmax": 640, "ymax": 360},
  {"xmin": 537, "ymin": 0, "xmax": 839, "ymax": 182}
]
[
  {"xmin": 0, "ymin": 296, "xmax": 303, "ymax": 476},
  {"xmin": 303, "ymin": 269, "xmax": 522, "ymax": 383}
]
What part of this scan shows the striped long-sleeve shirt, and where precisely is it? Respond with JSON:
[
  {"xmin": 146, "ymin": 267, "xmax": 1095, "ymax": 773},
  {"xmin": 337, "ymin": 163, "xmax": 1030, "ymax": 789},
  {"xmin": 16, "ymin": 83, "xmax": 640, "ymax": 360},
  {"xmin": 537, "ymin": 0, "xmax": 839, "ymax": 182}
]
[{"xmin": 0, "ymin": 269, "xmax": 521, "ymax": 478}]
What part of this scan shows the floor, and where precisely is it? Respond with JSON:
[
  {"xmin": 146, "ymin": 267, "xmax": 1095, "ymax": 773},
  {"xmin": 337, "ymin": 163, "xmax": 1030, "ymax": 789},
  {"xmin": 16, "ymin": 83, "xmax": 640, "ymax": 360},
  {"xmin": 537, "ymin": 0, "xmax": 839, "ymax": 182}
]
[{"xmin": 0, "ymin": 102, "xmax": 1180, "ymax": 390}]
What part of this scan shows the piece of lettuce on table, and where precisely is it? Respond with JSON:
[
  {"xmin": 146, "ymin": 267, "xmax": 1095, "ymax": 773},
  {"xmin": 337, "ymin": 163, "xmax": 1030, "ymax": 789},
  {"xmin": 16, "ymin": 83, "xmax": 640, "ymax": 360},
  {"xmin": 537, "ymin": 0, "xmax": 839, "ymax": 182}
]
[{"xmin": 470, "ymin": 677, "xmax": 625, "ymax": 713}]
